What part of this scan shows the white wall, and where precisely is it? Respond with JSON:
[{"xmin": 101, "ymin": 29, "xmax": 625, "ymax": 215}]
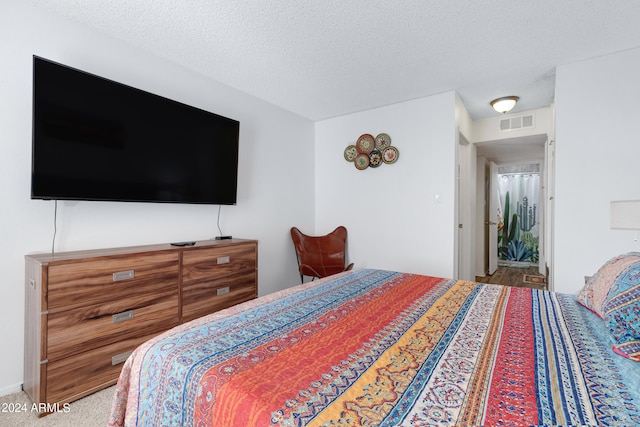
[
  {"xmin": 472, "ymin": 107, "xmax": 553, "ymax": 143},
  {"xmin": 555, "ymin": 46, "xmax": 640, "ymax": 294},
  {"xmin": 0, "ymin": 1, "xmax": 315, "ymax": 395},
  {"xmin": 314, "ymin": 93, "xmax": 457, "ymax": 278}
]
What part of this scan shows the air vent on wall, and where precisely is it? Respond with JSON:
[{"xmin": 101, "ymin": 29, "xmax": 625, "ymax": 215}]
[{"xmin": 499, "ymin": 114, "xmax": 534, "ymax": 131}]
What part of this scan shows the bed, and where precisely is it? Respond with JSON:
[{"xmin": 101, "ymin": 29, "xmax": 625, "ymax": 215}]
[{"xmin": 108, "ymin": 268, "xmax": 640, "ymax": 426}]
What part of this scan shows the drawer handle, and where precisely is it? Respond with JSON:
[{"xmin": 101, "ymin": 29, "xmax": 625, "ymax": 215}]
[
  {"xmin": 113, "ymin": 270, "xmax": 135, "ymax": 282},
  {"xmin": 217, "ymin": 287, "xmax": 230, "ymax": 296},
  {"xmin": 217, "ymin": 256, "xmax": 230, "ymax": 264},
  {"xmin": 112, "ymin": 310, "xmax": 134, "ymax": 323},
  {"xmin": 112, "ymin": 350, "xmax": 133, "ymax": 366}
]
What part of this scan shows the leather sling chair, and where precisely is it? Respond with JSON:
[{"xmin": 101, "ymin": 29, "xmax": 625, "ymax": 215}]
[{"xmin": 290, "ymin": 226, "xmax": 354, "ymax": 283}]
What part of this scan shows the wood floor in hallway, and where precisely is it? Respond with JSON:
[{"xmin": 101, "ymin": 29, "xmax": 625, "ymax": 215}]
[{"xmin": 475, "ymin": 266, "xmax": 547, "ymax": 290}]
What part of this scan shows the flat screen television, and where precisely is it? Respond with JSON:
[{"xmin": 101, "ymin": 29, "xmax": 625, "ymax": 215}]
[{"xmin": 32, "ymin": 56, "xmax": 239, "ymax": 205}]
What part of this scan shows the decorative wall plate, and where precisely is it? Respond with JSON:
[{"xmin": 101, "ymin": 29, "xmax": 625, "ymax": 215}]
[
  {"xmin": 382, "ymin": 146, "xmax": 399, "ymax": 164},
  {"xmin": 375, "ymin": 133, "xmax": 392, "ymax": 151},
  {"xmin": 346, "ymin": 132, "xmax": 397, "ymax": 170},
  {"xmin": 354, "ymin": 153, "xmax": 370, "ymax": 170},
  {"xmin": 356, "ymin": 134, "xmax": 375, "ymax": 154},
  {"xmin": 344, "ymin": 145, "xmax": 358, "ymax": 162},
  {"xmin": 368, "ymin": 149, "xmax": 382, "ymax": 168}
]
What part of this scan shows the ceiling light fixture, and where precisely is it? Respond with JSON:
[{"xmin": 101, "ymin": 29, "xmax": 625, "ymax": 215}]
[{"xmin": 490, "ymin": 96, "xmax": 519, "ymax": 114}]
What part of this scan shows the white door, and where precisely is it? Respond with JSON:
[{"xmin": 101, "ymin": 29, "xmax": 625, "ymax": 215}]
[{"xmin": 488, "ymin": 161, "xmax": 499, "ymax": 275}]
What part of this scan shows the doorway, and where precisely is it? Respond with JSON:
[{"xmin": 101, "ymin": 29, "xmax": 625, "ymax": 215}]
[
  {"xmin": 495, "ymin": 163, "xmax": 540, "ymax": 268},
  {"xmin": 472, "ymin": 134, "xmax": 550, "ymax": 289}
]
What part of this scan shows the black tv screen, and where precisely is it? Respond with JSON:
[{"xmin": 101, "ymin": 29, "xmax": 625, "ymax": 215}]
[{"xmin": 32, "ymin": 56, "xmax": 239, "ymax": 205}]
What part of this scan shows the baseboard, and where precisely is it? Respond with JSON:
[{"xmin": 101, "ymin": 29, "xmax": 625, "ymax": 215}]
[
  {"xmin": 0, "ymin": 382, "xmax": 23, "ymax": 397},
  {"xmin": 475, "ymin": 269, "xmax": 487, "ymax": 278}
]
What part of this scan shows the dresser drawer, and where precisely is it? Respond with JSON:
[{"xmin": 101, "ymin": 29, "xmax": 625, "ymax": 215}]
[
  {"xmin": 45, "ymin": 332, "xmax": 160, "ymax": 405},
  {"xmin": 24, "ymin": 239, "xmax": 258, "ymax": 412},
  {"xmin": 47, "ymin": 293, "xmax": 179, "ymax": 361},
  {"xmin": 182, "ymin": 243, "xmax": 256, "ymax": 284},
  {"xmin": 47, "ymin": 252, "xmax": 179, "ymax": 312},
  {"xmin": 182, "ymin": 269, "xmax": 257, "ymax": 322}
]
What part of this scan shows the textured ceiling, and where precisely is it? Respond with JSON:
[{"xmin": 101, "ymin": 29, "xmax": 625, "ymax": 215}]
[{"xmin": 28, "ymin": 0, "xmax": 640, "ymax": 121}]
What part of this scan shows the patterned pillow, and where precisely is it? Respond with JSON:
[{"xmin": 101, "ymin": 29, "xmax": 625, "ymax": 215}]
[
  {"xmin": 602, "ymin": 261, "xmax": 640, "ymax": 361},
  {"xmin": 577, "ymin": 252, "xmax": 640, "ymax": 319}
]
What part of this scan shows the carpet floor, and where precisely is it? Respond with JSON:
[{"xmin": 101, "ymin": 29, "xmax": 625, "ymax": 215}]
[{"xmin": 0, "ymin": 385, "xmax": 114, "ymax": 426}]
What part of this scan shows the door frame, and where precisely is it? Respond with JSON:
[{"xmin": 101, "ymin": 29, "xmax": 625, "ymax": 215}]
[
  {"xmin": 457, "ymin": 133, "xmax": 553, "ymax": 284},
  {"xmin": 488, "ymin": 160, "xmax": 543, "ymax": 274},
  {"xmin": 488, "ymin": 161, "xmax": 498, "ymax": 275},
  {"xmin": 456, "ymin": 133, "xmax": 475, "ymax": 280}
]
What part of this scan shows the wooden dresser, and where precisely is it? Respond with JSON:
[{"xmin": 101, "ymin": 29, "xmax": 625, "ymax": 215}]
[{"xmin": 23, "ymin": 239, "xmax": 257, "ymax": 412}]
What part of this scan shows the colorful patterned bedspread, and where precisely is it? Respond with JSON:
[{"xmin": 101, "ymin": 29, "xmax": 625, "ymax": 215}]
[{"xmin": 108, "ymin": 269, "xmax": 640, "ymax": 426}]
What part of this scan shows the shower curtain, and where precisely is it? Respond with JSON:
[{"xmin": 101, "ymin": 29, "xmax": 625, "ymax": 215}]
[{"xmin": 497, "ymin": 170, "xmax": 540, "ymax": 265}]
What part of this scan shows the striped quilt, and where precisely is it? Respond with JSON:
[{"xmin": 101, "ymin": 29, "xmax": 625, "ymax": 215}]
[{"xmin": 108, "ymin": 269, "xmax": 640, "ymax": 426}]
